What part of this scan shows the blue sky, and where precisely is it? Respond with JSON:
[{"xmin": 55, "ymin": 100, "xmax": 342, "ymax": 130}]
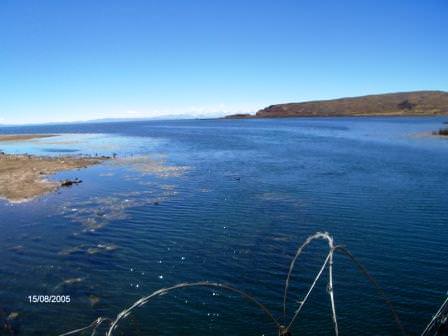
[{"xmin": 0, "ymin": 0, "xmax": 447, "ymax": 124}]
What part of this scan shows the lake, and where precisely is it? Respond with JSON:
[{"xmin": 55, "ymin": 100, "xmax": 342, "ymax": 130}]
[{"xmin": 0, "ymin": 117, "xmax": 447, "ymax": 335}]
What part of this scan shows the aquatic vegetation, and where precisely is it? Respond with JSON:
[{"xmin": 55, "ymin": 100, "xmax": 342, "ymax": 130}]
[
  {"xmin": 86, "ymin": 244, "xmax": 119, "ymax": 255},
  {"xmin": 88, "ymin": 295, "xmax": 101, "ymax": 307},
  {"xmin": 61, "ymin": 196, "xmax": 137, "ymax": 231},
  {"xmin": 7, "ymin": 312, "xmax": 19, "ymax": 320},
  {"xmin": 7, "ymin": 245, "xmax": 25, "ymax": 254},
  {"xmin": 0, "ymin": 308, "xmax": 20, "ymax": 335},
  {"xmin": 111, "ymin": 155, "xmax": 189, "ymax": 177},
  {"xmin": 47, "ymin": 155, "xmax": 187, "ymax": 231},
  {"xmin": 58, "ymin": 245, "xmax": 87, "ymax": 256},
  {"xmin": 271, "ymin": 235, "xmax": 292, "ymax": 243},
  {"xmin": 53, "ymin": 277, "xmax": 85, "ymax": 292},
  {"xmin": 59, "ymin": 243, "xmax": 118, "ymax": 256},
  {"xmin": 59, "ymin": 188, "xmax": 177, "ymax": 231},
  {"xmin": 62, "ymin": 278, "xmax": 84, "ymax": 285}
]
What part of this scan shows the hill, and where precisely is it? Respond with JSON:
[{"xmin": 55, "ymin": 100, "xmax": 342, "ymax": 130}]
[{"xmin": 226, "ymin": 91, "xmax": 448, "ymax": 118}]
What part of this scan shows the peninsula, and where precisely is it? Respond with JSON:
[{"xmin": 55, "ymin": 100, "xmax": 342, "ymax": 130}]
[{"xmin": 226, "ymin": 91, "xmax": 448, "ymax": 118}]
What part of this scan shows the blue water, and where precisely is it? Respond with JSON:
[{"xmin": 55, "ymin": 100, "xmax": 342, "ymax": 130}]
[{"xmin": 0, "ymin": 117, "xmax": 447, "ymax": 335}]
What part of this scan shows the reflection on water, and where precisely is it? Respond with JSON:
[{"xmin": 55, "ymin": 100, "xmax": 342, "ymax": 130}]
[{"xmin": 0, "ymin": 117, "xmax": 447, "ymax": 335}]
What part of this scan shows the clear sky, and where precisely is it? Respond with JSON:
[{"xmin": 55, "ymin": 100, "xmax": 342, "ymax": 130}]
[{"xmin": 0, "ymin": 0, "xmax": 447, "ymax": 124}]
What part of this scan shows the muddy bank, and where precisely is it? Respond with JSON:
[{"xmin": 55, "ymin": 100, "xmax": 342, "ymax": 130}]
[{"xmin": 0, "ymin": 153, "xmax": 108, "ymax": 203}]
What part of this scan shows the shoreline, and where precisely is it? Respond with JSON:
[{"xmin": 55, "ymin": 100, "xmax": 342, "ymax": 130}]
[{"xmin": 0, "ymin": 152, "xmax": 109, "ymax": 203}]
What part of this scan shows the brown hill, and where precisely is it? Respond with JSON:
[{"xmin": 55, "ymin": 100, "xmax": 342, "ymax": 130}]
[{"xmin": 229, "ymin": 91, "xmax": 448, "ymax": 118}]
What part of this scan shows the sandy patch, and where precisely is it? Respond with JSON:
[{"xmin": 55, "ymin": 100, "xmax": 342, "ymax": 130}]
[{"xmin": 0, "ymin": 134, "xmax": 56, "ymax": 142}]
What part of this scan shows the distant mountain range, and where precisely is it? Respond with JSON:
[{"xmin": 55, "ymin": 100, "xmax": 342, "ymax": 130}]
[
  {"xmin": 0, "ymin": 113, "xmax": 217, "ymax": 127},
  {"xmin": 225, "ymin": 91, "xmax": 448, "ymax": 119}
]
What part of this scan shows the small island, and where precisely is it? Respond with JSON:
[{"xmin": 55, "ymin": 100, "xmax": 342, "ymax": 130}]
[{"xmin": 0, "ymin": 134, "xmax": 108, "ymax": 203}]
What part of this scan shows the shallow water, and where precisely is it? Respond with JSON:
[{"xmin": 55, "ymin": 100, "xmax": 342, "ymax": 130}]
[{"xmin": 0, "ymin": 117, "xmax": 447, "ymax": 335}]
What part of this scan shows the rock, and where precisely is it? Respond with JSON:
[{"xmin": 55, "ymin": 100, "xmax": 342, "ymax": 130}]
[{"xmin": 60, "ymin": 178, "xmax": 82, "ymax": 187}]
